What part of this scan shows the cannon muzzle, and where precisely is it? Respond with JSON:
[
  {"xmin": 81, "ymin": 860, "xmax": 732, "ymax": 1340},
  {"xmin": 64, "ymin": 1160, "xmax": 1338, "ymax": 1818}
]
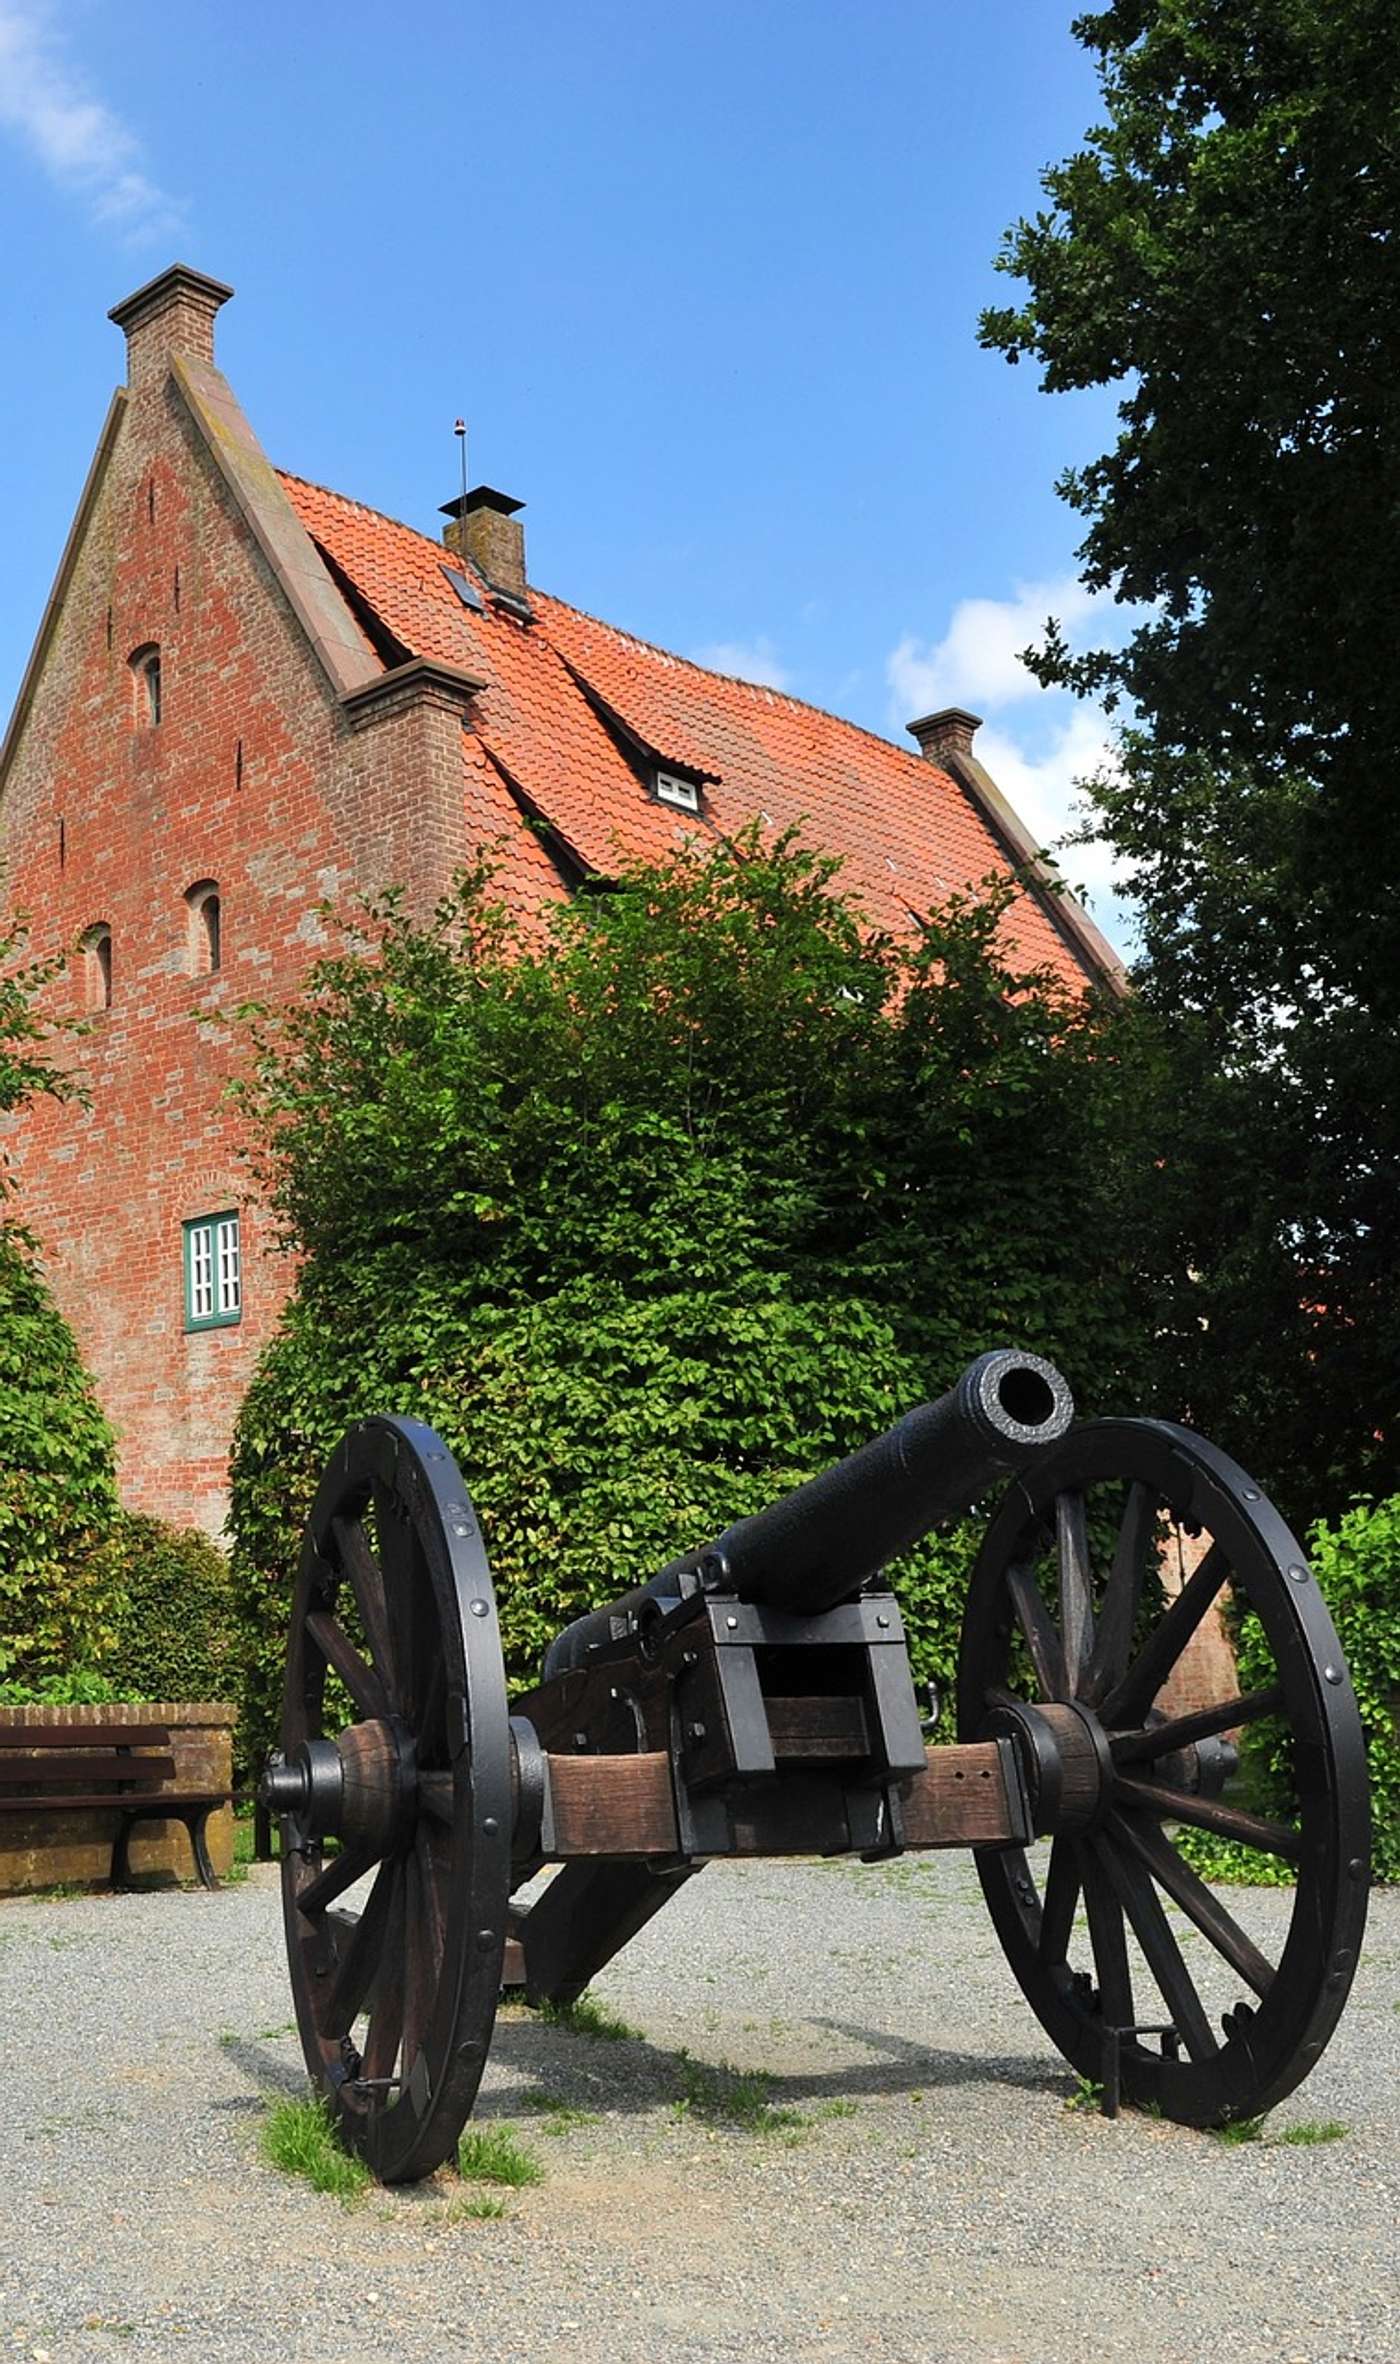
[{"xmin": 542, "ymin": 1348, "xmax": 1073, "ymax": 1678}]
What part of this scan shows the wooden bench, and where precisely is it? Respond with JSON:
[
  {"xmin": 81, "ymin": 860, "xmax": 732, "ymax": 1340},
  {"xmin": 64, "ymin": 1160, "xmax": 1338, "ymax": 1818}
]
[{"xmin": 0, "ymin": 1720, "xmax": 229, "ymax": 1889}]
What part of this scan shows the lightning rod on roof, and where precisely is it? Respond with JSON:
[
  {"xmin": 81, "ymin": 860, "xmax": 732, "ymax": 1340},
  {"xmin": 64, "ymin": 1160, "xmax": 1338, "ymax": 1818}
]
[{"xmin": 454, "ymin": 417, "xmax": 468, "ymax": 520}]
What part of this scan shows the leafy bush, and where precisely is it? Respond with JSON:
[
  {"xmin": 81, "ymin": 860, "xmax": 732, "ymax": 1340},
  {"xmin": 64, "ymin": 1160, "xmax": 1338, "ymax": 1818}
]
[
  {"xmin": 0, "ymin": 1228, "xmax": 119, "ymax": 1681},
  {"xmin": 93, "ymin": 1511, "xmax": 241, "ymax": 1708},
  {"xmin": 0, "ymin": 1668, "xmax": 120, "ymax": 1706},
  {"xmin": 228, "ymin": 834, "xmax": 1160, "ymax": 1766}
]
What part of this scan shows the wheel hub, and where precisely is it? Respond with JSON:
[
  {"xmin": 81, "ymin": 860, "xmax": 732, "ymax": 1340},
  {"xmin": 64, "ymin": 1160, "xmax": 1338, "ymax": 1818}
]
[
  {"xmin": 262, "ymin": 1716, "xmax": 418, "ymax": 1855},
  {"xmin": 983, "ymin": 1698, "xmax": 1113, "ymax": 1837}
]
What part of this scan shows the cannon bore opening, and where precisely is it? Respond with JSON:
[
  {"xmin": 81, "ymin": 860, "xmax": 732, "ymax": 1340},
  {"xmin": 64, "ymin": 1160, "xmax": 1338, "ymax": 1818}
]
[{"xmin": 996, "ymin": 1365, "xmax": 1058, "ymax": 1431}]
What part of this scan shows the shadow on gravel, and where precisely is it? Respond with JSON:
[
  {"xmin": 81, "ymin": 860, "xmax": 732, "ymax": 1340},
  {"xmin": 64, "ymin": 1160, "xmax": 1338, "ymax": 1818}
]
[
  {"xmin": 480, "ymin": 2012, "xmax": 1059, "ymax": 2126},
  {"xmin": 215, "ymin": 2036, "xmax": 307, "ymax": 2104}
]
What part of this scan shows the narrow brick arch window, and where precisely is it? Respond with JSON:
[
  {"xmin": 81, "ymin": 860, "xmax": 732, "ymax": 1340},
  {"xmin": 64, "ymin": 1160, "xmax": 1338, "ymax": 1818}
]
[
  {"xmin": 81, "ymin": 923, "xmax": 112, "ymax": 1011},
  {"xmin": 130, "ymin": 643, "xmax": 161, "ymax": 726},
  {"xmin": 185, "ymin": 879, "xmax": 221, "ymax": 975}
]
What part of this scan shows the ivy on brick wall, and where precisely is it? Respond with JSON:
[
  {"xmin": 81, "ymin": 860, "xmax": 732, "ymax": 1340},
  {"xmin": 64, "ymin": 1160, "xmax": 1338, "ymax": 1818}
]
[
  {"xmin": 0, "ymin": 1228, "xmax": 119, "ymax": 1681},
  {"xmin": 228, "ymin": 830, "xmax": 1161, "ymax": 1772}
]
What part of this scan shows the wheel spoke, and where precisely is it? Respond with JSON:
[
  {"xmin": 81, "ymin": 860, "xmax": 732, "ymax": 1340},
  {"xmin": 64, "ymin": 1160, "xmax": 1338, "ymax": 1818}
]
[
  {"xmin": 361, "ymin": 1862, "xmax": 407, "ymax": 2082},
  {"xmin": 1084, "ymin": 1482, "xmax": 1154, "ymax": 1706},
  {"xmin": 332, "ymin": 1515, "xmax": 396, "ymax": 1695},
  {"xmin": 417, "ymin": 1651, "xmax": 447, "ymax": 1764},
  {"xmin": 401, "ymin": 1844, "xmax": 428, "ymax": 2072},
  {"xmin": 1080, "ymin": 1841, "xmax": 1133, "ymax": 2028},
  {"xmin": 1111, "ymin": 1685, "xmax": 1285, "ymax": 1765},
  {"xmin": 373, "ymin": 1482, "xmax": 420, "ymax": 1721},
  {"xmin": 1114, "ymin": 1773, "xmax": 1302, "ymax": 1864},
  {"xmin": 1107, "ymin": 1810, "xmax": 1275, "ymax": 1999},
  {"xmin": 1100, "ymin": 1541, "xmax": 1230, "ymax": 1727},
  {"xmin": 324, "ymin": 1859, "xmax": 396, "ymax": 2039},
  {"xmin": 1056, "ymin": 1492, "xmax": 1095, "ymax": 1698},
  {"xmin": 418, "ymin": 1771, "xmax": 455, "ymax": 1824},
  {"xmin": 1007, "ymin": 1561, "xmax": 1069, "ymax": 1702},
  {"xmin": 415, "ymin": 1821, "xmax": 447, "ymax": 1970},
  {"xmin": 1038, "ymin": 1836, "xmax": 1080, "ymax": 1966},
  {"xmin": 294, "ymin": 1843, "xmax": 378, "ymax": 1918},
  {"xmin": 1092, "ymin": 1835, "xmax": 1217, "ymax": 2062},
  {"xmin": 305, "ymin": 1611, "xmax": 390, "ymax": 1724}
]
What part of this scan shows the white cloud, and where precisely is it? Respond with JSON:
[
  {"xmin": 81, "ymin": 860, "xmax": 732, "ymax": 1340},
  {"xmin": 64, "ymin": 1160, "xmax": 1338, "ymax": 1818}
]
[
  {"xmin": 886, "ymin": 575, "xmax": 1138, "ymax": 956},
  {"xmin": 0, "ymin": 2, "xmax": 183, "ymax": 243},
  {"xmin": 691, "ymin": 636, "xmax": 791, "ymax": 691},
  {"xmin": 886, "ymin": 572, "xmax": 1113, "ymax": 718}
]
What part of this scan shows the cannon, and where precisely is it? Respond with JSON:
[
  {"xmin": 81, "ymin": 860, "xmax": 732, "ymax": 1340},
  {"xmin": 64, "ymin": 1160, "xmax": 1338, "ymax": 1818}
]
[{"xmin": 260, "ymin": 1350, "xmax": 1371, "ymax": 2182}]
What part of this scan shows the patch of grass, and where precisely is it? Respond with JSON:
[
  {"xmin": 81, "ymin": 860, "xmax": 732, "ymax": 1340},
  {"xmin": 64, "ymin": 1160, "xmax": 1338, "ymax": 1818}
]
[
  {"xmin": 456, "ymin": 2123, "xmax": 544, "ymax": 2187},
  {"xmin": 1273, "ymin": 2119, "xmax": 1347, "ymax": 2146},
  {"xmin": 534, "ymin": 1989, "xmax": 636, "ymax": 2042},
  {"xmin": 672, "ymin": 2052, "xmax": 805, "ymax": 2135},
  {"xmin": 814, "ymin": 2097, "xmax": 857, "ymax": 2121},
  {"xmin": 440, "ymin": 2190, "xmax": 509, "ymax": 2221},
  {"xmin": 260, "ymin": 2096, "xmax": 370, "ymax": 2202},
  {"xmin": 1212, "ymin": 2113, "xmax": 1269, "ymax": 2146}
]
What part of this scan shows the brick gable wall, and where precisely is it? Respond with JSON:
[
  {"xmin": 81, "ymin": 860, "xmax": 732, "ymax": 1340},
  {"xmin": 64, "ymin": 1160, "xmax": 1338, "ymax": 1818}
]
[{"xmin": 0, "ymin": 298, "xmax": 497, "ymax": 1533}]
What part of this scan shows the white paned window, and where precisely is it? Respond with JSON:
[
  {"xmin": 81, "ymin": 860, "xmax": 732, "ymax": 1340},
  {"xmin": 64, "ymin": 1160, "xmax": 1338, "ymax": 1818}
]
[
  {"xmin": 654, "ymin": 769, "xmax": 700, "ymax": 813},
  {"xmin": 184, "ymin": 1210, "xmax": 241, "ymax": 1329}
]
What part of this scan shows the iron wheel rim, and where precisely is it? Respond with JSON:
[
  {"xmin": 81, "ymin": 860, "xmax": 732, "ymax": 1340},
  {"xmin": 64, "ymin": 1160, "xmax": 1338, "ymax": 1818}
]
[
  {"xmin": 276, "ymin": 1415, "xmax": 511, "ymax": 2182},
  {"xmin": 958, "ymin": 1417, "xmax": 1370, "ymax": 2126}
]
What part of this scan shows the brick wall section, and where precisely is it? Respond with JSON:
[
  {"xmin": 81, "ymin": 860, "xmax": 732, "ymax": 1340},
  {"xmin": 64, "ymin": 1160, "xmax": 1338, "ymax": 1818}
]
[{"xmin": 0, "ymin": 291, "xmax": 484, "ymax": 1532}]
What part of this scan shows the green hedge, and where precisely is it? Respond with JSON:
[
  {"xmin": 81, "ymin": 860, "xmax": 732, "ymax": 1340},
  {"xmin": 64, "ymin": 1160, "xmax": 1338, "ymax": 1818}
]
[
  {"xmin": 0, "ymin": 1228, "xmax": 119, "ymax": 1681},
  {"xmin": 93, "ymin": 1511, "xmax": 242, "ymax": 1711}
]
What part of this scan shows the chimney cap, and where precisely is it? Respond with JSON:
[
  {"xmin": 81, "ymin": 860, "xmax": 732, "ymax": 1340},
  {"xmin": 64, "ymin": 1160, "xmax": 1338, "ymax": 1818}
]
[
  {"xmin": 108, "ymin": 263, "xmax": 235, "ymax": 334},
  {"xmin": 440, "ymin": 483, "xmax": 525, "ymax": 522},
  {"xmin": 907, "ymin": 706, "xmax": 984, "ymax": 762}
]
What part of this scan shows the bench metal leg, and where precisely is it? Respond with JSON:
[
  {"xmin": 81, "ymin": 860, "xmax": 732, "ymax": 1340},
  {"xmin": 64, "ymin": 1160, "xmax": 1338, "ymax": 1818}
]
[
  {"xmin": 111, "ymin": 1815, "xmax": 134, "ymax": 1890},
  {"xmin": 186, "ymin": 1809, "xmax": 219, "ymax": 1890}
]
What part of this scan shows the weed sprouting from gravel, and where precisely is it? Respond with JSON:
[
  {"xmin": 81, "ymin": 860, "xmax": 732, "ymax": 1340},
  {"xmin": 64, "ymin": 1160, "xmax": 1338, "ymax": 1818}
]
[
  {"xmin": 1212, "ymin": 2113, "xmax": 1269, "ymax": 2146},
  {"xmin": 519, "ymin": 2091, "xmax": 600, "ymax": 2134},
  {"xmin": 1274, "ymin": 2120, "xmax": 1347, "ymax": 2146},
  {"xmin": 456, "ymin": 2124, "xmax": 545, "ymax": 2187},
  {"xmin": 260, "ymin": 2096, "xmax": 370, "ymax": 2201},
  {"xmin": 1063, "ymin": 2073, "xmax": 1104, "ymax": 2114},
  {"xmin": 440, "ymin": 2190, "xmax": 509, "ymax": 2221},
  {"xmin": 672, "ymin": 2051, "xmax": 805, "ymax": 2135},
  {"xmin": 534, "ymin": 1988, "xmax": 636, "ymax": 2041}
]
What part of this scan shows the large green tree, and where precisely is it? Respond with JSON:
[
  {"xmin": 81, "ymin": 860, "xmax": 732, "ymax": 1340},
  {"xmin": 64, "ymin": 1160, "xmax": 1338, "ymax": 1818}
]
[
  {"xmin": 228, "ymin": 835, "xmax": 1158, "ymax": 1761},
  {"xmin": 982, "ymin": 0, "xmax": 1400, "ymax": 1509}
]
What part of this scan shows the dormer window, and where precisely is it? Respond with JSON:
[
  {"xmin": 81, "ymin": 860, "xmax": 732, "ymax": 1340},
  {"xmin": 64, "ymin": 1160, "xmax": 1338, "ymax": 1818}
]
[
  {"xmin": 130, "ymin": 644, "xmax": 162, "ymax": 726},
  {"xmin": 81, "ymin": 923, "xmax": 112, "ymax": 1012},
  {"xmin": 185, "ymin": 880, "xmax": 221, "ymax": 975},
  {"xmin": 654, "ymin": 769, "xmax": 700, "ymax": 814}
]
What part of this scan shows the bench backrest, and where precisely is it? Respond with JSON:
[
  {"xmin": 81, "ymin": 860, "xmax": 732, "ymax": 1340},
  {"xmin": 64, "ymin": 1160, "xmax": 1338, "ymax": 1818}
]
[{"xmin": 0, "ymin": 1723, "xmax": 175, "ymax": 1793}]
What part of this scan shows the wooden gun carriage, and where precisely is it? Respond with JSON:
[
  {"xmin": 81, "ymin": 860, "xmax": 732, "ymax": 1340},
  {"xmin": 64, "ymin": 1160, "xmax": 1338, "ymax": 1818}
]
[{"xmin": 260, "ymin": 1350, "xmax": 1371, "ymax": 2182}]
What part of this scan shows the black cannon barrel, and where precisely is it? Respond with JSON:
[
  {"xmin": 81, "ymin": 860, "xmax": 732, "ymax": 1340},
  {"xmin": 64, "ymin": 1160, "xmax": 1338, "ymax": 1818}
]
[{"xmin": 541, "ymin": 1349, "xmax": 1073, "ymax": 1680}]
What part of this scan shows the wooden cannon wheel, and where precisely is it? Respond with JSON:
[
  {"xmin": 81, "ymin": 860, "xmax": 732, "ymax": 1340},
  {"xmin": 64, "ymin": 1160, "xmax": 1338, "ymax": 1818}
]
[
  {"xmin": 957, "ymin": 1418, "xmax": 1371, "ymax": 2127},
  {"xmin": 265, "ymin": 1417, "xmax": 511, "ymax": 2183}
]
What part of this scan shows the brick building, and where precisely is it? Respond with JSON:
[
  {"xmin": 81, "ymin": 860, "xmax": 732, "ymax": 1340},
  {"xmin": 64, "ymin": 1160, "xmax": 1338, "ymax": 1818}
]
[{"xmin": 0, "ymin": 266, "xmax": 1124, "ymax": 1535}]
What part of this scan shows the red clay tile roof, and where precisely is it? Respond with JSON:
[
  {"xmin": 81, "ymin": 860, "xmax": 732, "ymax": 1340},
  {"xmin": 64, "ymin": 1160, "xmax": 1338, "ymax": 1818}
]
[{"xmin": 277, "ymin": 470, "xmax": 1101, "ymax": 988}]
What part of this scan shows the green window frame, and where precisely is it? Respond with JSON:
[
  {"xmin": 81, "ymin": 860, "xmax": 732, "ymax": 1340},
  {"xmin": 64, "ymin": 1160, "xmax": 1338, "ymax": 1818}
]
[{"xmin": 183, "ymin": 1210, "xmax": 241, "ymax": 1331}]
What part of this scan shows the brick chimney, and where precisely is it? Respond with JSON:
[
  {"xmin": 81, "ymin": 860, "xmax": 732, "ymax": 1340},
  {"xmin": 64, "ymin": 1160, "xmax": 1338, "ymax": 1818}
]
[
  {"xmin": 441, "ymin": 486, "xmax": 529, "ymax": 611},
  {"xmin": 906, "ymin": 707, "xmax": 983, "ymax": 766},
  {"xmin": 109, "ymin": 264, "xmax": 234, "ymax": 389}
]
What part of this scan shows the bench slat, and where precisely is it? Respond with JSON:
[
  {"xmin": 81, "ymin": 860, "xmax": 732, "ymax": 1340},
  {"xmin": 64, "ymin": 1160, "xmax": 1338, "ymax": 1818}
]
[
  {"xmin": 0, "ymin": 1723, "xmax": 171, "ymax": 1751},
  {"xmin": 0, "ymin": 1753, "xmax": 176, "ymax": 1788},
  {"xmin": 0, "ymin": 1788, "xmax": 228, "ymax": 1815}
]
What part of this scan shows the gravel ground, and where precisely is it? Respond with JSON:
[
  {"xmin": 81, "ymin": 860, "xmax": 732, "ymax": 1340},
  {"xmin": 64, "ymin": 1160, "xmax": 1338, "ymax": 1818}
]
[{"xmin": 1, "ymin": 1852, "xmax": 1395, "ymax": 2364}]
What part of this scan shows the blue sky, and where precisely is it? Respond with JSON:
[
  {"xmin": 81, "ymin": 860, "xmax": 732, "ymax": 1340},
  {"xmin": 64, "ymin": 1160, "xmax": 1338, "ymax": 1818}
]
[{"xmin": 0, "ymin": 1, "xmax": 1132, "ymax": 947}]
